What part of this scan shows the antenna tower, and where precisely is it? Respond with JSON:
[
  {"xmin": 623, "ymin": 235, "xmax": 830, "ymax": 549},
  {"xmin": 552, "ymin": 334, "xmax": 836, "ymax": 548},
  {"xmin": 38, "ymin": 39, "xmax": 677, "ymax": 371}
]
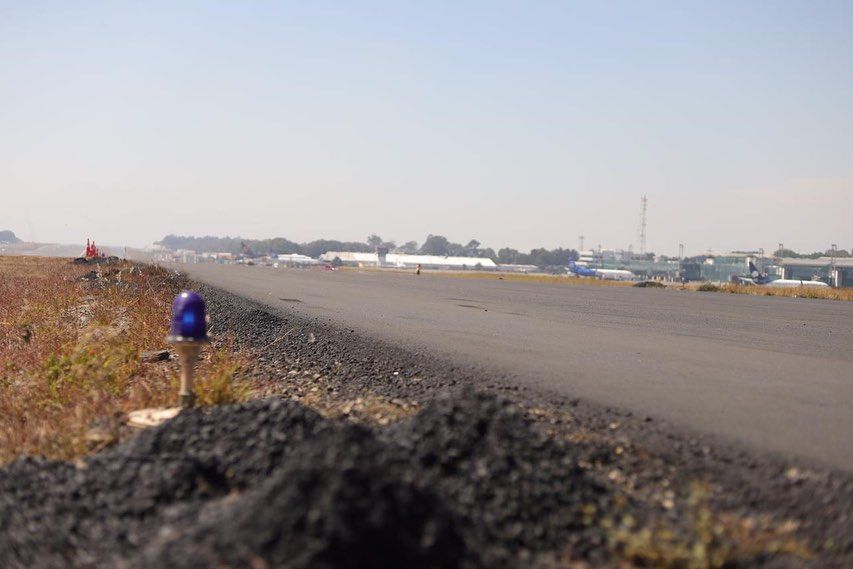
[{"xmin": 637, "ymin": 195, "xmax": 648, "ymax": 254}]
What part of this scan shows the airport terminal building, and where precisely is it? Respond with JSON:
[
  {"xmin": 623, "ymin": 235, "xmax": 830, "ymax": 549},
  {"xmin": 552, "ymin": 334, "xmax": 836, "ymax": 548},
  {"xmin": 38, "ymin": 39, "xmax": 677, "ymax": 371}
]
[{"xmin": 779, "ymin": 257, "xmax": 853, "ymax": 288}]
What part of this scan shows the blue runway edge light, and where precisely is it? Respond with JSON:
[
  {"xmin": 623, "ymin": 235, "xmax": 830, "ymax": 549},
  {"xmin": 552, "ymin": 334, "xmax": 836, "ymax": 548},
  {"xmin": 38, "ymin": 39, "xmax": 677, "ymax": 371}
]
[{"xmin": 169, "ymin": 291, "xmax": 208, "ymax": 341}]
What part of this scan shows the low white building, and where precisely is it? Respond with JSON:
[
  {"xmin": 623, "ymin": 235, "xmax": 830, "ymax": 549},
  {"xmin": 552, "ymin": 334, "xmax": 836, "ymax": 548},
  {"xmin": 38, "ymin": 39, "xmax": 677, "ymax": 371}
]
[
  {"xmin": 495, "ymin": 263, "xmax": 539, "ymax": 273},
  {"xmin": 277, "ymin": 253, "xmax": 320, "ymax": 266},
  {"xmin": 318, "ymin": 252, "xmax": 377, "ymax": 265},
  {"xmin": 319, "ymin": 251, "xmax": 497, "ymax": 270},
  {"xmin": 388, "ymin": 253, "xmax": 497, "ymax": 269}
]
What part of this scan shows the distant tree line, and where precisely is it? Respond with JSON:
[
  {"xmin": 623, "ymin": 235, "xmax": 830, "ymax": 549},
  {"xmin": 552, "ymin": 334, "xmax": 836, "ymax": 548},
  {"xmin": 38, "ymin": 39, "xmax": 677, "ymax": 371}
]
[
  {"xmin": 157, "ymin": 233, "xmax": 581, "ymax": 268},
  {"xmin": 495, "ymin": 247, "xmax": 579, "ymax": 266},
  {"xmin": 157, "ymin": 235, "xmax": 373, "ymax": 258},
  {"xmin": 773, "ymin": 247, "xmax": 851, "ymax": 259},
  {"xmin": 155, "ymin": 234, "xmax": 853, "ymax": 267}
]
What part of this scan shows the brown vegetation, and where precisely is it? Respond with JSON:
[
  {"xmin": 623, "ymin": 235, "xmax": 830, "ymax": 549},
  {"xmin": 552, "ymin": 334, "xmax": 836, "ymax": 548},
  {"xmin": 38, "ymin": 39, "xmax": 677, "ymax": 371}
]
[
  {"xmin": 684, "ymin": 281, "xmax": 853, "ymax": 301},
  {"xmin": 0, "ymin": 256, "xmax": 253, "ymax": 463}
]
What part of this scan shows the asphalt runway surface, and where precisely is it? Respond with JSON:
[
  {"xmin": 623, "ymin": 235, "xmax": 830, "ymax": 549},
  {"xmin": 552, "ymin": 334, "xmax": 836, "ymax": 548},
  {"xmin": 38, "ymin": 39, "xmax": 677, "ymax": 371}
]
[{"xmin": 181, "ymin": 264, "xmax": 853, "ymax": 472}]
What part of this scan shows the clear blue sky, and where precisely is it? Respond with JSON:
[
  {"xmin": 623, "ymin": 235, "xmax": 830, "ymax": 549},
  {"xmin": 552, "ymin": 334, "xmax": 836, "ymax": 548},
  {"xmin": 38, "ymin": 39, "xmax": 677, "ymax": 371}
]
[{"xmin": 1, "ymin": 1, "xmax": 851, "ymax": 254}]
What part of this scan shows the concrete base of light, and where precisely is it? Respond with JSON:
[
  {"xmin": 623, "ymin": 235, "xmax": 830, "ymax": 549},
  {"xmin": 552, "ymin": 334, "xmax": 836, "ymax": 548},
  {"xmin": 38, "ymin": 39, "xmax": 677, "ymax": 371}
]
[
  {"xmin": 127, "ymin": 407, "xmax": 181, "ymax": 429},
  {"xmin": 167, "ymin": 340, "xmax": 206, "ymax": 409}
]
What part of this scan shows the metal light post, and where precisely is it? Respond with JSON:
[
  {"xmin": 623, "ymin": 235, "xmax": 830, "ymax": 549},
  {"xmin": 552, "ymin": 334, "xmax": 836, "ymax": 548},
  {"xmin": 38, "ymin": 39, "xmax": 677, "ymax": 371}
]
[
  {"xmin": 166, "ymin": 291, "xmax": 209, "ymax": 408},
  {"xmin": 831, "ymin": 244, "xmax": 838, "ymax": 288}
]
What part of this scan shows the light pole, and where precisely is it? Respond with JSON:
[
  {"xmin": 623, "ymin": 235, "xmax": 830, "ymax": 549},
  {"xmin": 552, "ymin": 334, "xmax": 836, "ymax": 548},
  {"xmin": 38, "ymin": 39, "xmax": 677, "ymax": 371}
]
[{"xmin": 831, "ymin": 244, "xmax": 838, "ymax": 287}]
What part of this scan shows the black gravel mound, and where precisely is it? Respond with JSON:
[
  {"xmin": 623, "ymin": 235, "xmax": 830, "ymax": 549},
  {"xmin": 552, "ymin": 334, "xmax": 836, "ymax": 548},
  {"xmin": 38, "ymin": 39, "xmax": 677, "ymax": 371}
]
[
  {"xmin": 633, "ymin": 280, "xmax": 666, "ymax": 288},
  {"xmin": 0, "ymin": 393, "xmax": 609, "ymax": 568},
  {"xmin": 383, "ymin": 391, "xmax": 611, "ymax": 565}
]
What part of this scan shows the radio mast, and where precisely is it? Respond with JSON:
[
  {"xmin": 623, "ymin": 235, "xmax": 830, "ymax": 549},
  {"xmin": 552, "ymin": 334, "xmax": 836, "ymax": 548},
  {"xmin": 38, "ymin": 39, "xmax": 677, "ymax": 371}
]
[{"xmin": 637, "ymin": 195, "xmax": 648, "ymax": 255}]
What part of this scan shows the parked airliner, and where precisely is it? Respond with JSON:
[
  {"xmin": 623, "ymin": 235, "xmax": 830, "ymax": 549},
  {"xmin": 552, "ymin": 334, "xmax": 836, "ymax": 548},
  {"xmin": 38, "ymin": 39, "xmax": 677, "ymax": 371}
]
[
  {"xmin": 739, "ymin": 261, "xmax": 830, "ymax": 288},
  {"xmin": 568, "ymin": 261, "xmax": 635, "ymax": 281}
]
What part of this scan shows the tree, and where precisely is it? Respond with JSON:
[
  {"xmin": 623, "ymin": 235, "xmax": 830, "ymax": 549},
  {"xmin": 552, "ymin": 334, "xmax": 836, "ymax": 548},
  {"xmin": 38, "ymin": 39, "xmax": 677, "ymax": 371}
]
[
  {"xmin": 464, "ymin": 239, "xmax": 481, "ymax": 255},
  {"xmin": 773, "ymin": 247, "xmax": 850, "ymax": 259},
  {"xmin": 302, "ymin": 239, "xmax": 371, "ymax": 258},
  {"xmin": 156, "ymin": 234, "xmax": 369, "ymax": 256},
  {"xmin": 480, "ymin": 247, "xmax": 497, "ymax": 261},
  {"xmin": 366, "ymin": 234, "xmax": 384, "ymax": 249},
  {"xmin": 420, "ymin": 235, "xmax": 450, "ymax": 256},
  {"xmin": 398, "ymin": 241, "xmax": 419, "ymax": 254},
  {"xmin": 774, "ymin": 248, "xmax": 799, "ymax": 258},
  {"xmin": 497, "ymin": 248, "xmax": 521, "ymax": 264}
]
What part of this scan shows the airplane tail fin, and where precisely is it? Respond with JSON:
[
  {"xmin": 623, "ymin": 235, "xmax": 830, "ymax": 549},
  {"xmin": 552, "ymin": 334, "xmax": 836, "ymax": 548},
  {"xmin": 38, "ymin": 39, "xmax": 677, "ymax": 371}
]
[{"xmin": 748, "ymin": 260, "xmax": 760, "ymax": 278}]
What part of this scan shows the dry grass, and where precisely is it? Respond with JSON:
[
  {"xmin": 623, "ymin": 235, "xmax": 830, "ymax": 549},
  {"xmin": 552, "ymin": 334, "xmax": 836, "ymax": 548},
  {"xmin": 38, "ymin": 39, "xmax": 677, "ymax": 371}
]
[
  {"xmin": 0, "ymin": 256, "xmax": 253, "ymax": 463},
  {"xmin": 684, "ymin": 281, "xmax": 853, "ymax": 301},
  {"xmin": 348, "ymin": 266, "xmax": 635, "ymax": 287},
  {"xmin": 349, "ymin": 264, "xmax": 853, "ymax": 299},
  {"xmin": 437, "ymin": 271, "xmax": 635, "ymax": 287},
  {"xmin": 432, "ymin": 272, "xmax": 853, "ymax": 298},
  {"xmin": 602, "ymin": 483, "xmax": 811, "ymax": 568}
]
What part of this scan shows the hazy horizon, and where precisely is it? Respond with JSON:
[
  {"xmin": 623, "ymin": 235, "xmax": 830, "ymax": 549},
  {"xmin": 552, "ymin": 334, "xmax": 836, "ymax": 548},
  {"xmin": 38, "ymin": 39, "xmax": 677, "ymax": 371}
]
[{"xmin": 2, "ymin": 2, "xmax": 851, "ymax": 256}]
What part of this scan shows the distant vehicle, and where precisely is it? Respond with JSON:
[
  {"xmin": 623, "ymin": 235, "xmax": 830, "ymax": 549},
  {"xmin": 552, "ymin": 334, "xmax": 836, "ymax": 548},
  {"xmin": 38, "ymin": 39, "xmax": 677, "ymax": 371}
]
[
  {"xmin": 738, "ymin": 261, "xmax": 830, "ymax": 288},
  {"xmin": 324, "ymin": 263, "xmax": 335, "ymax": 271},
  {"xmin": 568, "ymin": 261, "xmax": 635, "ymax": 281}
]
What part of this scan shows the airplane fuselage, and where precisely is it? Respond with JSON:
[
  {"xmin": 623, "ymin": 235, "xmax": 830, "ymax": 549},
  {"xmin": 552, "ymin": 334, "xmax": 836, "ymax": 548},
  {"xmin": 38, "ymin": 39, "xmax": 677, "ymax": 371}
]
[
  {"xmin": 568, "ymin": 263, "xmax": 635, "ymax": 281},
  {"xmin": 594, "ymin": 269, "xmax": 635, "ymax": 281},
  {"xmin": 762, "ymin": 279, "xmax": 829, "ymax": 288}
]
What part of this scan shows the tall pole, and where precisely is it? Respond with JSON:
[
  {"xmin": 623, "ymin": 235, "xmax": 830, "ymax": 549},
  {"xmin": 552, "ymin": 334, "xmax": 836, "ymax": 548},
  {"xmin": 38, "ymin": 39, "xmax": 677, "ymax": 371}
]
[
  {"xmin": 637, "ymin": 195, "xmax": 648, "ymax": 255},
  {"xmin": 579, "ymin": 235, "xmax": 585, "ymax": 252},
  {"xmin": 831, "ymin": 244, "xmax": 838, "ymax": 288}
]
